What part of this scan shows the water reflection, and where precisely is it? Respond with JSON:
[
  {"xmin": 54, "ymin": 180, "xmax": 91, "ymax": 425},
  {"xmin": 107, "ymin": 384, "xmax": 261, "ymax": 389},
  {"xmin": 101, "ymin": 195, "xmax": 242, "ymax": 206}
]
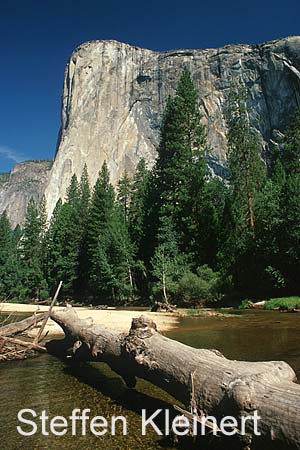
[
  {"xmin": 167, "ymin": 310, "xmax": 300, "ymax": 378},
  {"xmin": 1, "ymin": 309, "xmax": 300, "ymax": 449}
]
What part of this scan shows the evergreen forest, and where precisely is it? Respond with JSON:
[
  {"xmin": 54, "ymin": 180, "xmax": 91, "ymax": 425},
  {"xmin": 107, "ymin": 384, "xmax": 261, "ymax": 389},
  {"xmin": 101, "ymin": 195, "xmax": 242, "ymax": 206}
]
[{"xmin": 1, "ymin": 70, "xmax": 300, "ymax": 306}]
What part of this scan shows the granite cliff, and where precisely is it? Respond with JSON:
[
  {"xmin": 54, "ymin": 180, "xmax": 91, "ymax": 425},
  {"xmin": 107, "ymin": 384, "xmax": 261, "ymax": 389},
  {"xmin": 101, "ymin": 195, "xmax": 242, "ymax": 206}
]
[
  {"xmin": 2, "ymin": 36, "xmax": 300, "ymax": 224},
  {"xmin": 45, "ymin": 36, "xmax": 300, "ymax": 217},
  {"xmin": 0, "ymin": 161, "xmax": 52, "ymax": 228}
]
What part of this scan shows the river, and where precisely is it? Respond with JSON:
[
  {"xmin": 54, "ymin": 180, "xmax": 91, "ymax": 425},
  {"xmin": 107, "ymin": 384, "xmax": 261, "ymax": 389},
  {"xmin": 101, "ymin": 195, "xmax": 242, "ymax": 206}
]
[{"xmin": 0, "ymin": 309, "xmax": 299, "ymax": 449}]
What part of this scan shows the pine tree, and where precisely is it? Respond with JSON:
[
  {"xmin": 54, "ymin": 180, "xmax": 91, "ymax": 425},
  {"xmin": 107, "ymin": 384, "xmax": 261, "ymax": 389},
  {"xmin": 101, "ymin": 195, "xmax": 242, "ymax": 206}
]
[
  {"xmin": 44, "ymin": 199, "xmax": 63, "ymax": 293},
  {"xmin": 0, "ymin": 212, "xmax": 12, "ymax": 299},
  {"xmin": 84, "ymin": 162, "xmax": 136, "ymax": 303},
  {"xmin": 45, "ymin": 175, "xmax": 82, "ymax": 298},
  {"xmin": 224, "ymin": 78, "xmax": 266, "ymax": 232},
  {"xmin": 195, "ymin": 178, "xmax": 227, "ymax": 268},
  {"xmin": 77, "ymin": 164, "xmax": 91, "ymax": 296},
  {"xmin": 271, "ymin": 155, "xmax": 286, "ymax": 190},
  {"xmin": 86, "ymin": 162, "xmax": 115, "ymax": 300},
  {"xmin": 39, "ymin": 196, "xmax": 49, "ymax": 292},
  {"xmin": 278, "ymin": 109, "xmax": 300, "ymax": 293},
  {"xmin": 151, "ymin": 216, "xmax": 186, "ymax": 303},
  {"xmin": 282, "ymin": 108, "xmax": 300, "ymax": 176},
  {"xmin": 128, "ymin": 160, "xmax": 154, "ymax": 286},
  {"xmin": 107, "ymin": 206, "xmax": 136, "ymax": 301},
  {"xmin": 280, "ymin": 174, "xmax": 300, "ymax": 292},
  {"xmin": 64, "ymin": 175, "xmax": 82, "ymax": 292},
  {"xmin": 79, "ymin": 164, "xmax": 91, "ymax": 210},
  {"xmin": 87, "ymin": 162, "xmax": 114, "ymax": 250},
  {"xmin": 254, "ymin": 179, "xmax": 284, "ymax": 295},
  {"xmin": 0, "ymin": 213, "xmax": 23, "ymax": 300},
  {"xmin": 78, "ymin": 164, "xmax": 91, "ymax": 238},
  {"xmin": 38, "ymin": 196, "xmax": 48, "ymax": 239},
  {"xmin": 0, "ymin": 211, "xmax": 11, "ymax": 266},
  {"xmin": 117, "ymin": 170, "xmax": 132, "ymax": 223},
  {"xmin": 152, "ymin": 68, "xmax": 208, "ymax": 258},
  {"xmin": 128, "ymin": 159, "xmax": 149, "ymax": 240},
  {"xmin": 221, "ymin": 78, "xmax": 267, "ymax": 295},
  {"xmin": 21, "ymin": 198, "xmax": 48, "ymax": 301}
]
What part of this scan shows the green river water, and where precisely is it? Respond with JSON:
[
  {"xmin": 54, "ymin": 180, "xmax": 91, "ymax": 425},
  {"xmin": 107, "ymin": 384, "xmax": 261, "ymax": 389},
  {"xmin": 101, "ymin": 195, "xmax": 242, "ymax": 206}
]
[{"xmin": 0, "ymin": 310, "xmax": 299, "ymax": 449}]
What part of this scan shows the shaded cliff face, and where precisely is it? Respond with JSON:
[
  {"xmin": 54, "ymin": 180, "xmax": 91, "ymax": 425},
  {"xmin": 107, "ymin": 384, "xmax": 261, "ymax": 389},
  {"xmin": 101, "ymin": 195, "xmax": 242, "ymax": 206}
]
[
  {"xmin": 0, "ymin": 161, "xmax": 52, "ymax": 228},
  {"xmin": 44, "ymin": 36, "xmax": 300, "ymax": 217}
]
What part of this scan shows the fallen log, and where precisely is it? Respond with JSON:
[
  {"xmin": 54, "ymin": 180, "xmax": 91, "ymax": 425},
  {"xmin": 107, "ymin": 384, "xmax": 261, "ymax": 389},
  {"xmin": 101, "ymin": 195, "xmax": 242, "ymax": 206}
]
[
  {"xmin": 245, "ymin": 300, "xmax": 266, "ymax": 309},
  {"xmin": 279, "ymin": 305, "xmax": 300, "ymax": 313},
  {"xmin": 0, "ymin": 311, "xmax": 49, "ymax": 361},
  {"xmin": 0, "ymin": 312, "xmax": 47, "ymax": 337},
  {"xmin": 0, "ymin": 336, "xmax": 47, "ymax": 352},
  {"xmin": 33, "ymin": 280, "xmax": 63, "ymax": 344},
  {"xmin": 0, "ymin": 347, "xmax": 31, "ymax": 361},
  {"xmin": 47, "ymin": 307, "xmax": 300, "ymax": 449},
  {"xmin": 151, "ymin": 301, "xmax": 177, "ymax": 312}
]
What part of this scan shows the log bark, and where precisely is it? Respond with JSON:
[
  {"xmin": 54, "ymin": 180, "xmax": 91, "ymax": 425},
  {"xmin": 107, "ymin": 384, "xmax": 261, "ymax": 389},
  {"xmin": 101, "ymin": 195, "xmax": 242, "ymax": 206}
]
[
  {"xmin": 33, "ymin": 280, "xmax": 63, "ymax": 344},
  {"xmin": 151, "ymin": 301, "xmax": 176, "ymax": 312},
  {"xmin": 0, "ymin": 312, "xmax": 48, "ymax": 361},
  {"xmin": 0, "ymin": 336, "xmax": 47, "ymax": 352},
  {"xmin": 0, "ymin": 312, "xmax": 47, "ymax": 337},
  {"xmin": 246, "ymin": 300, "xmax": 266, "ymax": 309},
  {"xmin": 47, "ymin": 307, "xmax": 300, "ymax": 449}
]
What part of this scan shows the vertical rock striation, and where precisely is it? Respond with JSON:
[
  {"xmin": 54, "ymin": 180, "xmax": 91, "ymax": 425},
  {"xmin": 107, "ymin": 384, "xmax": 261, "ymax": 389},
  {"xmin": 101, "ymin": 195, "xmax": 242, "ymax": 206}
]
[
  {"xmin": 44, "ymin": 36, "xmax": 300, "ymax": 217},
  {"xmin": 2, "ymin": 36, "xmax": 300, "ymax": 224}
]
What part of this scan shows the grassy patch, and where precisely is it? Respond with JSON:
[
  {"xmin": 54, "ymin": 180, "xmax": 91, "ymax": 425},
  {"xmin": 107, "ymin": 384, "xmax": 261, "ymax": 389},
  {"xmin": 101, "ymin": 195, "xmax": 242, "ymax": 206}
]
[
  {"xmin": 264, "ymin": 297, "xmax": 300, "ymax": 310},
  {"xmin": 181, "ymin": 308, "xmax": 234, "ymax": 318},
  {"xmin": 187, "ymin": 308, "xmax": 204, "ymax": 316},
  {"xmin": 238, "ymin": 299, "xmax": 251, "ymax": 309}
]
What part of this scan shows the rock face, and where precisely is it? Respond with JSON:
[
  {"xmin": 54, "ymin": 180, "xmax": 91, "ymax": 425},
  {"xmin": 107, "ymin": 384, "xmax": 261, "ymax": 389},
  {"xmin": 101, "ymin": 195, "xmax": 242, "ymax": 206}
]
[
  {"xmin": 44, "ymin": 36, "xmax": 300, "ymax": 217},
  {"xmin": 0, "ymin": 161, "xmax": 52, "ymax": 228},
  {"xmin": 3, "ymin": 36, "xmax": 300, "ymax": 225}
]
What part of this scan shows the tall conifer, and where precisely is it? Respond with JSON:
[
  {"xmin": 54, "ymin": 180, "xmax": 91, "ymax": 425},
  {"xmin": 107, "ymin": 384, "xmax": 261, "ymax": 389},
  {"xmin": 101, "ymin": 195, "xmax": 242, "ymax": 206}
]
[{"xmin": 153, "ymin": 69, "xmax": 208, "ymax": 258}]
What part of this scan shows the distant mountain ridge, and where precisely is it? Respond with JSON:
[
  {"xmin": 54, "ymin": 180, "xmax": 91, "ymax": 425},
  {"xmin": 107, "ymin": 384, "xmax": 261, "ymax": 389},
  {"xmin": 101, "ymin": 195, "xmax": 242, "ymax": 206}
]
[{"xmin": 0, "ymin": 161, "xmax": 52, "ymax": 228}]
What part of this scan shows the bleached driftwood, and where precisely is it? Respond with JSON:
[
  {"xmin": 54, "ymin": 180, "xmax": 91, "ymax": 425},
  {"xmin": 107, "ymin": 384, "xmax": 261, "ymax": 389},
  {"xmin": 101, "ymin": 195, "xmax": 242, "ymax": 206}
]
[
  {"xmin": 47, "ymin": 307, "xmax": 300, "ymax": 449},
  {"xmin": 0, "ymin": 312, "xmax": 47, "ymax": 337}
]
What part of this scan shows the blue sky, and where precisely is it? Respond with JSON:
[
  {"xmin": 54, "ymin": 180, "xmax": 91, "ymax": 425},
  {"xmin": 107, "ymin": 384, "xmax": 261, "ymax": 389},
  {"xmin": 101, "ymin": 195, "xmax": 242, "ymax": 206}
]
[{"xmin": 0, "ymin": 0, "xmax": 299, "ymax": 172}]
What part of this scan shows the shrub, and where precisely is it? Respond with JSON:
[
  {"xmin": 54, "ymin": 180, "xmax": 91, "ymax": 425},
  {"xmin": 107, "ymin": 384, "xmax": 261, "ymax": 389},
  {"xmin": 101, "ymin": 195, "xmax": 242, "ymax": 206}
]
[
  {"xmin": 238, "ymin": 299, "xmax": 251, "ymax": 309},
  {"xmin": 177, "ymin": 265, "xmax": 221, "ymax": 306},
  {"xmin": 264, "ymin": 296, "xmax": 300, "ymax": 310}
]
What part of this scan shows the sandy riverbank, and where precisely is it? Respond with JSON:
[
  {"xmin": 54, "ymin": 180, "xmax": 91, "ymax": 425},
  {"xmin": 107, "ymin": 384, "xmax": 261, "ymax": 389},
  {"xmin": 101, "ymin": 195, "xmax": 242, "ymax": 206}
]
[{"xmin": 0, "ymin": 302, "xmax": 179, "ymax": 337}]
